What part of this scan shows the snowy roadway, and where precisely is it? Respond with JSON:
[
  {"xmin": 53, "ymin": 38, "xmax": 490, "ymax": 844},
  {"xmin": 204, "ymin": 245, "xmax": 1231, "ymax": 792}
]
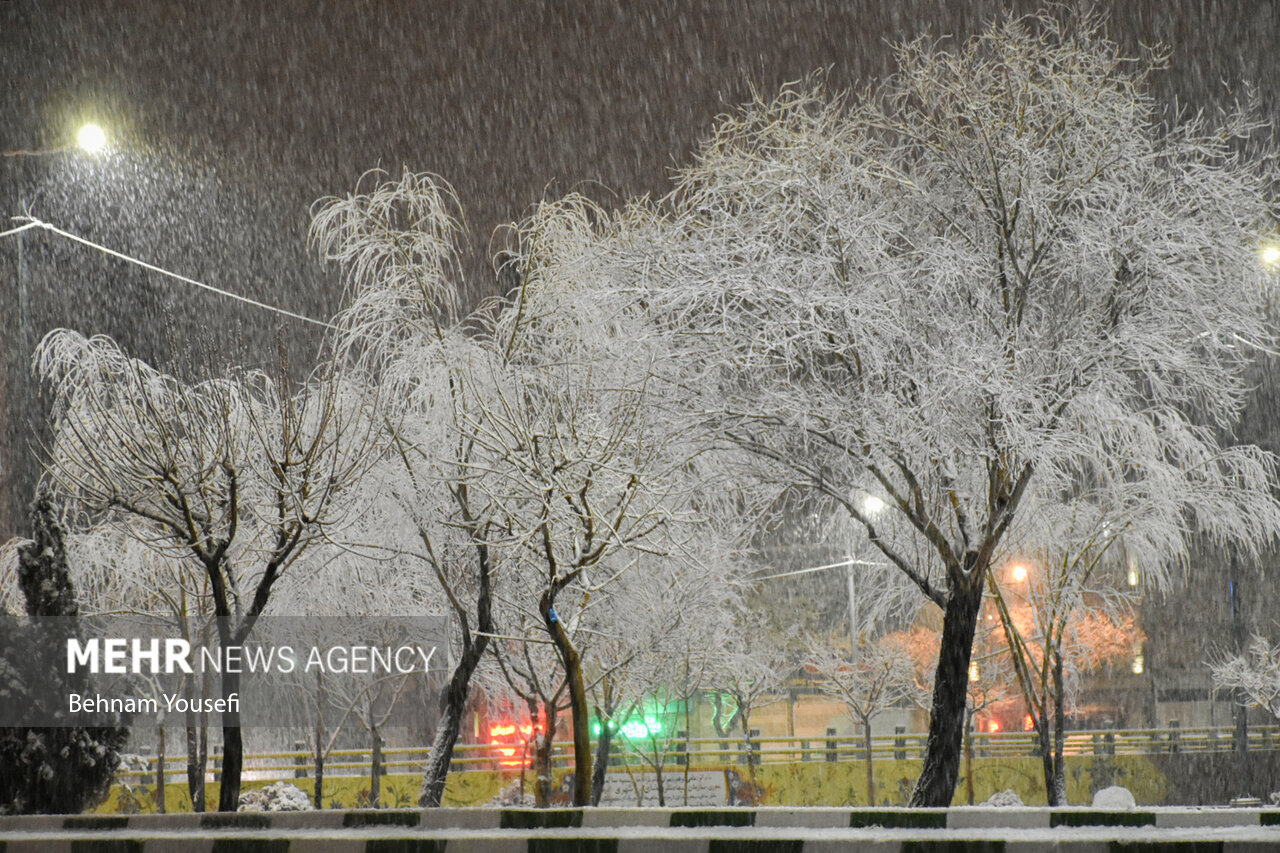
[
  {"xmin": 2, "ymin": 824, "xmax": 1280, "ymax": 851},
  {"xmin": 2, "ymin": 808, "xmax": 1280, "ymax": 852}
]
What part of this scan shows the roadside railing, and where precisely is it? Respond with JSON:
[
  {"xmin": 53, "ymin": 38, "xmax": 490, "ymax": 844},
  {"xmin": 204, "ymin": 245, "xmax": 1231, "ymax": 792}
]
[{"xmin": 114, "ymin": 722, "xmax": 1280, "ymax": 783}]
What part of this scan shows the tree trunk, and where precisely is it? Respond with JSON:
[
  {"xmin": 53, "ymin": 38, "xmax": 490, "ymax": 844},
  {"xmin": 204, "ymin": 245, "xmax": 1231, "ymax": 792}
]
[
  {"xmin": 1035, "ymin": 713, "xmax": 1058, "ymax": 805},
  {"xmin": 419, "ymin": 530, "xmax": 493, "ymax": 809},
  {"xmin": 216, "ymin": 667, "xmax": 243, "ymax": 812},
  {"xmin": 654, "ymin": 754, "xmax": 666, "ymax": 807},
  {"xmin": 533, "ymin": 704, "xmax": 558, "ymax": 808},
  {"xmin": 590, "ymin": 720, "xmax": 613, "ymax": 806},
  {"xmin": 910, "ymin": 576, "xmax": 984, "ymax": 807},
  {"xmin": 542, "ymin": 597, "xmax": 592, "ymax": 807},
  {"xmin": 314, "ymin": 750, "xmax": 325, "ymax": 810},
  {"xmin": 739, "ymin": 710, "xmax": 757, "ymax": 787},
  {"xmin": 313, "ymin": 669, "xmax": 325, "ymax": 809},
  {"xmin": 863, "ymin": 717, "xmax": 876, "ymax": 806},
  {"xmin": 1051, "ymin": 650, "xmax": 1067, "ymax": 805},
  {"xmin": 370, "ymin": 725, "xmax": 384, "ymax": 808},
  {"xmin": 156, "ymin": 722, "xmax": 166, "ymax": 814},
  {"xmin": 184, "ymin": 668, "xmax": 208, "ymax": 812},
  {"xmin": 418, "ymin": 632, "xmax": 489, "ymax": 807},
  {"xmin": 185, "ymin": 722, "xmax": 205, "ymax": 813}
]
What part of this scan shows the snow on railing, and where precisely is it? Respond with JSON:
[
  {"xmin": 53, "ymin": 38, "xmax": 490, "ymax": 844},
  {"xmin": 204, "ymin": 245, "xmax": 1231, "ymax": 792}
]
[{"xmin": 113, "ymin": 723, "xmax": 1280, "ymax": 783}]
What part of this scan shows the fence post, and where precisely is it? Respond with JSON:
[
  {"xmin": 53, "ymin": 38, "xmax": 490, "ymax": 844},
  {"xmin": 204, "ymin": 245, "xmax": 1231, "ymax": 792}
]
[
  {"xmin": 294, "ymin": 740, "xmax": 307, "ymax": 778},
  {"xmin": 675, "ymin": 731, "xmax": 687, "ymax": 767},
  {"xmin": 826, "ymin": 728, "xmax": 838, "ymax": 762},
  {"xmin": 894, "ymin": 726, "xmax": 907, "ymax": 760},
  {"xmin": 212, "ymin": 745, "xmax": 222, "ymax": 783},
  {"xmin": 1168, "ymin": 720, "xmax": 1180, "ymax": 754},
  {"xmin": 801, "ymin": 738, "xmax": 810, "ymax": 761},
  {"xmin": 748, "ymin": 729, "xmax": 760, "ymax": 766},
  {"xmin": 1104, "ymin": 731, "xmax": 1115, "ymax": 756}
]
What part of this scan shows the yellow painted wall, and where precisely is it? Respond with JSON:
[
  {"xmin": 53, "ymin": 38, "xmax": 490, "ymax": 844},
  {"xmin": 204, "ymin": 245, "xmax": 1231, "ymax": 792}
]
[{"xmin": 92, "ymin": 753, "xmax": 1168, "ymax": 813}]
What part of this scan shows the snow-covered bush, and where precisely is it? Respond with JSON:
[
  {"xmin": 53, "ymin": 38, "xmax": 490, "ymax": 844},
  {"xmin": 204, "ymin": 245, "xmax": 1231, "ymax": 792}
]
[
  {"xmin": 238, "ymin": 782, "xmax": 313, "ymax": 812},
  {"xmin": 1092, "ymin": 785, "xmax": 1136, "ymax": 809},
  {"xmin": 984, "ymin": 789, "xmax": 1024, "ymax": 807}
]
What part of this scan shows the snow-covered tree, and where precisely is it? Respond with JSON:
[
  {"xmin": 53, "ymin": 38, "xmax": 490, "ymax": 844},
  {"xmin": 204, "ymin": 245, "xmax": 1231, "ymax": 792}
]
[
  {"xmin": 315, "ymin": 175, "xmax": 750, "ymax": 808},
  {"xmin": 34, "ymin": 331, "xmax": 376, "ymax": 810},
  {"xmin": 808, "ymin": 633, "xmax": 916, "ymax": 806},
  {"xmin": 990, "ymin": 496, "xmax": 1147, "ymax": 805},
  {"xmin": 0, "ymin": 493, "xmax": 129, "ymax": 815},
  {"xmin": 68, "ymin": 523, "xmax": 217, "ymax": 810},
  {"xmin": 1211, "ymin": 635, "xmax": 1280, "ymax": 722},
  {"xmin": 598, "ymin": 11, "xmax": 1280, "ymax": 804},
  {"xmin": 313, "ymin": 172, "xmax": 508, "ymax": 808}
]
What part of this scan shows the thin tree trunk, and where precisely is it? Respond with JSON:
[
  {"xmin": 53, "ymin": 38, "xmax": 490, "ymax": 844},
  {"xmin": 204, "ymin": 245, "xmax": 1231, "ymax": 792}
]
[
  {"xmin": 198, "ymin": 716, "xmax": 208, "ymax": 811},
  {"xmin": 739, "ymin": 710, "xmax": 757, "ymax": 787},
  {"xmin": 1051, "ymin": 650, "xmax": 1067, "ymax": 805},
  {"xmin": 418, "ymin": 632, "xmax": 489, "ymax": 807},
  {"xmin": 864, "ymin": 719, "xmax": 876, "ymax": 806},
  {"xmin": 185, "ymin": 722, "xmax": 204, "ymax": 812},
  {"xmin": 185, "ymin": 669, "xmax": 208, "ymax": 812},
  {"xmin": 216, "ymin": 666, "xmax": 243, "ymax": 811},
  {"xmin": 590, "ymin": 718, "xmax": 613, "ymax": 806},
  {"xmin": 313, "ymin": 669, "xmax": 325, "ymax": 809},
  {"xmin": 533, "ymin": 704, "xmax": 558, "ymax": 808},
  {"xmin": 654, "ymin": 754, "xmax": 666, "ymax": 807},
  {"xmin": 197, "ymin": 647, "xmax": 210, "ymax": 811},
  {"xmin": 542, "ymin": 597, "xmax": 592, "ymax": 807},
  {"xmin": 910, "ymin": 577, "xmax": 984, "ymax": 807},
  {"xmin": 155, "ymin": 721, "xmax": 166, "ymax": 814},
  {"xmin": 418, "ymin": 527, "xmax": 494, "ymax": 808},
  {"xmin": 1036, "ymin": 714, "xmax": 1057, "ymax": 805},
  {"xmin": 370, "ymin": 725, "xmax": 384, "ymax": 808}
]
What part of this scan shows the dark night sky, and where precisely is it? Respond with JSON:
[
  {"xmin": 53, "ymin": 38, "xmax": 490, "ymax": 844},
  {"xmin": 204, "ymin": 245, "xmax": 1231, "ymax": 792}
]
[{"xmin": 1, "ymin": 0, "xmax": 1279, "ymax": 534}]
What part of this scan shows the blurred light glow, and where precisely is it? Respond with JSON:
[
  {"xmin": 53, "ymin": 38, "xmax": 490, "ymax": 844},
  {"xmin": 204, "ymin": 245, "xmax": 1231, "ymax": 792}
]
[
  {"xmin": 862, "ymin": 495, "xmax": 886, "ymax": 515},
  {"xmin": 76, "ymin": 122, "xmax": 107, "ymax": 153},
  {"xmin": 968, "ymin": 662, "xmax": 980, "ymax": 682},
  {"xmin": 1131, "ymin": 654, "xmax": 1144, "ymax": 675},
  {"xmin": 1262, "ymin": 244, "xmax": 1280, "ymax": 267},
  {"xmin": 489, "ymin": 721, "xmax": 534, "ymax": 768},
  {"xmin": 1009, "ymin": 563, "xmax": 1029, "ymax": 584}
]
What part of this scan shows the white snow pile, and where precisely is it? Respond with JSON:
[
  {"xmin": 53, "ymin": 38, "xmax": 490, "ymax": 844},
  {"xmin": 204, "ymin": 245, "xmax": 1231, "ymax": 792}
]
[
  {"xmin": 983, "ymin": 789, "xmax": 1024, "ymax": 807},
  {"xmin": 1092, "ymin": 785, "xmax": 1137, "ymax": 809},
  {"xmin": 489, "ymin": 780, "xmax": 536, "ymax": 807},
  {"xmin": 116, "ymin": 754, "xmax": 151, "ymax": 774},
  {"xmin": 238, "ymin": 782, "xmax": 313, "ymax": 812}
]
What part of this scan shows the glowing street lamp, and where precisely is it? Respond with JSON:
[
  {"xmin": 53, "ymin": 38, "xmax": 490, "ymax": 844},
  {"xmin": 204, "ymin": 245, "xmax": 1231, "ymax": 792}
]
[
  {"xmin": 1259, "ymin": 241, "xmax": 1280, "ymax": 269},
  {"xmin": 3, "ymin": 121, "xmax": 109, "ymax": 158},
  {"xmin": 76, "ymin": 122, "xmax": 108, "ymax": 154},
  {"xmin": 1008, "ymin": 563, "xmax": 1029, "ymax": 584}
]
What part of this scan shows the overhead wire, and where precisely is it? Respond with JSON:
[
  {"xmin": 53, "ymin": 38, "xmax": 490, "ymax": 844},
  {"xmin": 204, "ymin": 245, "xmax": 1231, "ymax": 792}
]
[{"xmin": 3, "ymin": 215, "xmax": 338, "ymax": 331}]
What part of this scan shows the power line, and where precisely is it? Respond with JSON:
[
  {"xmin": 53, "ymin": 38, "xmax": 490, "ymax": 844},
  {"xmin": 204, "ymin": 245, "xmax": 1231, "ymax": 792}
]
[
  {"xmin": 752, "ymin": 558, "xmax": 888, "ymax": 582},
  {"xmin": 4, "ymin": 215, "xmax": 338, "ymax": 331}
]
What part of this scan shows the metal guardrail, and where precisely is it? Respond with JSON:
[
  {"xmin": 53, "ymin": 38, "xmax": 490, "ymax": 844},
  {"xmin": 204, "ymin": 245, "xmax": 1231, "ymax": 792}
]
[{"xmin": 115, "ymin": 724, "xmax": 1280, "ymax": 783}]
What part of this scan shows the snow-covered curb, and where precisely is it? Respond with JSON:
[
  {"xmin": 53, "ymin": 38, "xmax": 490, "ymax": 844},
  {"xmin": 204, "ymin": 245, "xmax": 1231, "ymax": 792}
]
[{"xmin": 2, "ymin": 805, "xmax": 1278, "ymax": 833}]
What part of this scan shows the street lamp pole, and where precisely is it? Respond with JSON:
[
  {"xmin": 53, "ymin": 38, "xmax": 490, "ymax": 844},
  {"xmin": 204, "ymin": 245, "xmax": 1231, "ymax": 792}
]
[{"xmin": 2, "ymin": 123, "xmax": 108, "ymax": 533}]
